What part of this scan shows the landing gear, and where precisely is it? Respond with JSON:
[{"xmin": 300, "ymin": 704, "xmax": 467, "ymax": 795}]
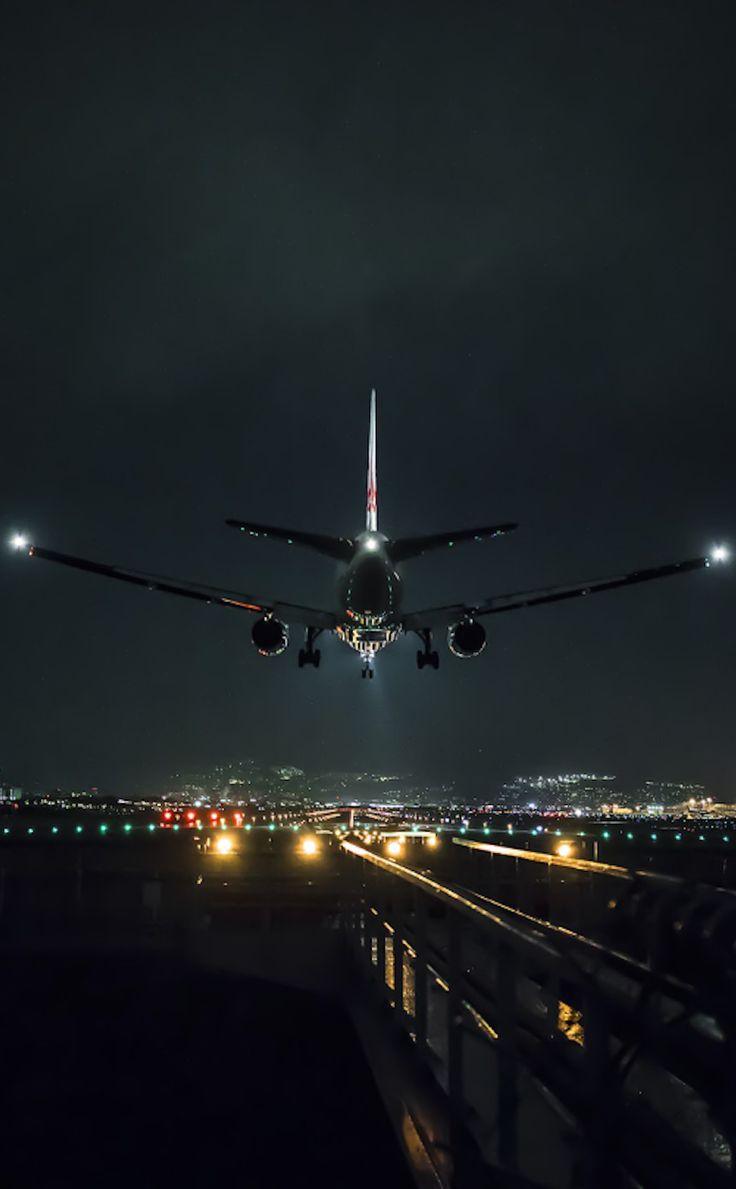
[
  {"xmin": 298, "ymin": 628, "xmax": 322, "ymax": 669},
  {"xmin": 361, "ymin": 663, "xmax": 374, "ymax": 679},
  {"xmin": 416, "ymin": 631, "xmax": 439, "ymax": 670}
]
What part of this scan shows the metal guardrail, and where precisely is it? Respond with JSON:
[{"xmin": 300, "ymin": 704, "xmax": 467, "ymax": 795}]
[
  {"xmin": 340, "ymin": 838, "xmax": 736, "ymax": 1189},
  {"xmin": 450, "ymin": 837, "xmax": 736, "ymax": 979}
]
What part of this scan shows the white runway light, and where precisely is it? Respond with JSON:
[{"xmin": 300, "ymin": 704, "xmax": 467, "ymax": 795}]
[
  {"xmin": 710, "ymin": 545, "xmax": 730, "ymax": 564},
  {"xmin": 9, "ymin": 533, "xmax": 29, "ymax": 551}
]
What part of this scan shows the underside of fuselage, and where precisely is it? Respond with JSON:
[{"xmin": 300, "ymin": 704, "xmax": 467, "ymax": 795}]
[{"xmin": 335, "ymin": 532, "xmax": 403, "ymax": 660}]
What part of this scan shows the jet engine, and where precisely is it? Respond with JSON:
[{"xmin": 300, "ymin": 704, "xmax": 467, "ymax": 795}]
[
  {"xmin": 251, "ymin": 616, "xmax": 289, "ymax": 656},
  {"xmin": 447, "ymin": 619, "xmax": 487, "ymax": 658}
]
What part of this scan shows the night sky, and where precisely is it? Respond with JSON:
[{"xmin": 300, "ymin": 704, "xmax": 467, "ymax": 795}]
[{"xmin": 2, "ymin": 1, "xmax": 734, "ymax": 797}]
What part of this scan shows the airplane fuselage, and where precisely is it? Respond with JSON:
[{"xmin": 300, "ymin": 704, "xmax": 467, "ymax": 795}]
[{"xmin": 335, "ymin": 532, "xmax": 403, "ymax": 660}]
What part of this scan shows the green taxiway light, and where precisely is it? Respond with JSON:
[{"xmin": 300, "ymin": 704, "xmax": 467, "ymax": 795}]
[
  {"xmin": 724, "ymin": 836, "xmax": 731, "ymax": 843},
  {"xmin": 147, "ymin": 824, "xmax": 155, "ymax": 832},
  {"xmin": 124, "ymin": 823, "xmax": 132, "ymax": 832},
  {"xmin": 245, "ymin": 824, "xmax": 252, "ymax": 831},
  {"xmin": 27, "ymin": 827, "xmax": 34, "ymax": 835},
  {"xmin": 699, "ymin": 835, "xmax": 705, "ymax": 842},
  {"xmin": 626, "ymin": 832, "xmax": 634, "ymax": 840},
  {"xmin": 173, "ymin": 824, "xmax": 179, "ymax": 832},
  {"xmin": 75, "ymin": 826, "xmax": 83, "ymax": 834},
  {"xmin": 650, "ymin": 833, "xmax": 657, "ymax": 841},
  {"xmin": 483, "ymin": 827, "xmax": 490, "ymax": 836},
  {"xmin": 2, "ymin": 828, "xmax": 9, "ymax": 835},
  {"xmin": 52, "ymin": 826, "xmax": 59, "ymax": 835},
  {"xmin": 268, "ymin": 823, "xmax": 275, "ymax": 832},
  {"xmin": 100, "ymin": 824, "xmax": 108, "ymax": 833},
  {"xmin": 675, "ymin": 833, "xmax": 682, "ymax": 841},
  {"xmin": 602, "ymin": 831, "xmax": 610, "ymax": 840}
]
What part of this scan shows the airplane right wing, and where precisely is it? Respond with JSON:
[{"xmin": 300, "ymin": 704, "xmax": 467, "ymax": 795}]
[
  {"xmin": 402, "ymin": 553, "xmax": 720, "ymax": 632},
  {"xmin": 23, "ymin": 544, "xmax": 337, "ymax": 629}
]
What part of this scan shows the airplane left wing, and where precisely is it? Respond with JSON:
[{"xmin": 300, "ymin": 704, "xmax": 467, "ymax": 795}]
[
  {"xmin": 23, "ymin": 545, "xmax": 337, "ymax": 629},
  {"xmin": 402, "ymin": 553, "xmax": 722, "ymax": 632}
]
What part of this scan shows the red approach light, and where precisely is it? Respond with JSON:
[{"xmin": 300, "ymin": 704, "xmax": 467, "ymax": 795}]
[
  {"xmin": 234, "ymin": 812, "xmax": 243, "ymax": 826},
  {"xmin": 163, "ymin": 810, "xmax": 172, "ymax": 821},
  {"xmin": 186, "ymin": 811, "xmax": 196, "ymax": 822},
  {"xmin": 210, "ymin": 811, "xmax": 219, "ymax": 822}
]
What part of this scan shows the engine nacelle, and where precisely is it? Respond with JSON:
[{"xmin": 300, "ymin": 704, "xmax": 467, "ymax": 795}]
[
  {"xmin": 251, "ymin": 616, "xmax": 289, "ymax": 656},
  {"xmin": 447, "ymin": 619, "xmax": 487, "ymax": 658}
]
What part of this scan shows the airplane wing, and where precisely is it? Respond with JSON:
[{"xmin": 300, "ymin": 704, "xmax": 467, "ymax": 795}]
[
  {"xmin": 402, "ymin": 554, "xmax": 717, "ymax": 631},
  {"xmin": 24, "ymin": 545, "xmax": 337, "ymax": 629},
  {"xmin": 225, "ymin": 519, "xmax": 354, "ymax": 562},
  {"xmin": 390, "ymin": 522, "xmax": 517, "ymax": 562}
]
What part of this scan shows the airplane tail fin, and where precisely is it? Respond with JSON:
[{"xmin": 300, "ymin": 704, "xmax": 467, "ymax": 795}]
[{"xmin": 366, "ymin": 388, "xmax": 378, "ymax": 531}]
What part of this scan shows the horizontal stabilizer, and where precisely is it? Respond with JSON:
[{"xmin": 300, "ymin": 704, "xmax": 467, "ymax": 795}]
[
  {"xmin": 391, "ymin": 522, "xmax": 517, "ymax": 563},
  {"xmin": 226, "ymin": 520, "xmax": 354, "ymax": 562}
]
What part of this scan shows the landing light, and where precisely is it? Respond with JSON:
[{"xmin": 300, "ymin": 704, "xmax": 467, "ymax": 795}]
[
  {"xmin": 710, "ymin": 544, "xmax": 730, "ymax": 564},
  {"xmin": 556, "ymin": 842, "xmax": 574, "ymax": 860},
  {"xmin": 426, "ymin": 834, "xmax": 439, "ymax": 848},
  {"xmin": 9, "ymin": 533, "xmax": 29, "ymax": 551},
  {"xmin": 386, "ymin": 839, "xmax": 403, "ymax": 858},
  {"xmin": 215, "ymin": 835, "xmax": 234, "ymax": 856},
  {"xmin": 300, "ymin": 836, "xmax": 320, "ymax": 857}
]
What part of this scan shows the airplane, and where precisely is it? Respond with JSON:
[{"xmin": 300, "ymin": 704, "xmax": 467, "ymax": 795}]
[{"xmin": 9, "ymin": 390, "xmax": 730, "ymax": 678}]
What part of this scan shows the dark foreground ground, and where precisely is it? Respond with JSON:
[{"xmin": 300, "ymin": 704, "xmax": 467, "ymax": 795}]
[{"xmin": 0, "ymin": 950, "xmax": 413, "ymax": 1189}]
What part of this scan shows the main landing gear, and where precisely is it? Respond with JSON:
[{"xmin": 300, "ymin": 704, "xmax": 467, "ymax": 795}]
[
  {"xmin": 361, "ymin": 662, "xmax": 374, "ymax": 680},
  {"xmin": 416, "ymin": 630, "xmax": 439, "ymax": 671},
  {"xmin": 298, "ymin": 627, "xmax": 322, "ymax": 669}
]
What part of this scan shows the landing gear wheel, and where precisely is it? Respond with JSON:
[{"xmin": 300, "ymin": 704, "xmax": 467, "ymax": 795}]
[
  {"xmin": 313, "ymin": 649, "xmax": 321, "ymax": 669},
  {"xmin": 416, "ymin": 650, "xmax": 425, "ymax": 670},
  {"xmin": 298, "ymin": 649, "xmax": 306, "ymax": 669},
  {"xmin": 430, "ymin": 651, "xmax": 439, "ymax": 670},
  {"xmin": 368, "ymin": 667, "xmax": 374, "ymax": 679},
  {"xmin": 361, "ymin": 667, "xmax": 367, "ymax": 679}
]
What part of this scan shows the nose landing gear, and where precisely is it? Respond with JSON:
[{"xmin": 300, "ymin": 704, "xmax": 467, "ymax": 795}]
[
  {"xmin": 298, "ymin": 627, "xmax": 322, "ymax": 669},
  {"xmin": 361, "ymin": 662, "xmax": 374, "ymax": 679}
]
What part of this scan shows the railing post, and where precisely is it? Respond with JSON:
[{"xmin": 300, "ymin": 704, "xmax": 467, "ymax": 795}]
[
  {"xmin": 376, "ymin": 876, "xmax": 387, "ymax": 994},
  {"xmin": 497, "ymin": 941, "xmax": 519, "ymax": 1172},
  {"xmin": 447, "ymin": 910, "xmax": 465, "ymax": 1118},
  {"xmin": 414, "ymin": 888, "xmax": 429, "ymax": 1058},
  {"xmin": 392, "ymin": 885, "xmax": 405, "ymax": 1026},
  {"xmin": 582, "ymin": 988, "xmax": 619, "ymax": 1188}
]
